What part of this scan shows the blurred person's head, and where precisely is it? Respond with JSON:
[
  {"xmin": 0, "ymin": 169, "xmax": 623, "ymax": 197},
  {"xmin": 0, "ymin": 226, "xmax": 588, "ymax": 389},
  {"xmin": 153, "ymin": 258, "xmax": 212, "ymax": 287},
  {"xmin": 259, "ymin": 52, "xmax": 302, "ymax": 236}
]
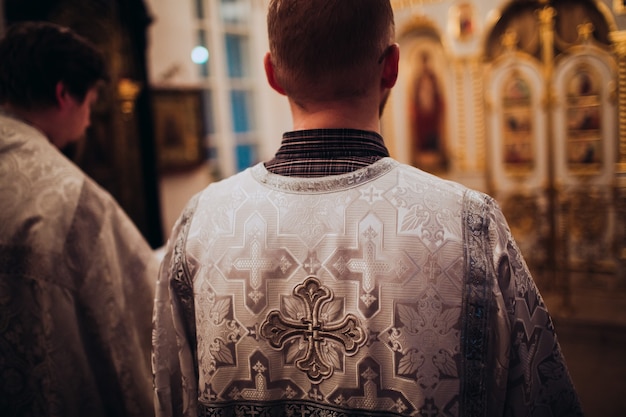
[{"xmin": 0, "ymin": 21, "xmax": 109, "ymax": 148}]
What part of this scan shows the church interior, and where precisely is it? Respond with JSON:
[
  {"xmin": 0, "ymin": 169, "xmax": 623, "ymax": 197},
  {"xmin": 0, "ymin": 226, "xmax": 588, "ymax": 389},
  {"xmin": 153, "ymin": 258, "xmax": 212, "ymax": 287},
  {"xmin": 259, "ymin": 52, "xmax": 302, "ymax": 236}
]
[{"xmin": 1, "ymin": 0, "xmax": 625, "ymax": 415}]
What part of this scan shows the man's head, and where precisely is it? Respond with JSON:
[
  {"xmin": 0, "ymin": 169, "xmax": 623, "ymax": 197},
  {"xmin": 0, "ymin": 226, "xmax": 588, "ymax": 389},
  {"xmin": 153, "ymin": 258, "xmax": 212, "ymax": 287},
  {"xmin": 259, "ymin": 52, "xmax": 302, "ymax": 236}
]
[
  {"xmin": 266, "ymin": 0, "xmax": 396, "ymax": 107},
  {"xmin": 0, "ymin": 21, "xmax": 108, "ymax": 147}
]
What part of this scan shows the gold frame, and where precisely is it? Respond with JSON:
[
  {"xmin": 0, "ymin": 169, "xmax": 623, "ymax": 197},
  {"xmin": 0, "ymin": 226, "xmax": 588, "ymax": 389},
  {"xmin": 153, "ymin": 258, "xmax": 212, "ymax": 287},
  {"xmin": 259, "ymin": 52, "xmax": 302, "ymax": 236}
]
[{"xmin": 151, "ymin": 88, "xmax": 205, "ymax": 171}]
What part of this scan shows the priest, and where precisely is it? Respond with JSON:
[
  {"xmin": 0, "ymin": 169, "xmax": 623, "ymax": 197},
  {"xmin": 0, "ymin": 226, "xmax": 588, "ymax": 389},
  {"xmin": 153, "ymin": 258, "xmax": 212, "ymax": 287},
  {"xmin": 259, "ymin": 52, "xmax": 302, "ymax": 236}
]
[{"xmin": 0, "ymin": 21, "xmax": 158, "ymax": 417}]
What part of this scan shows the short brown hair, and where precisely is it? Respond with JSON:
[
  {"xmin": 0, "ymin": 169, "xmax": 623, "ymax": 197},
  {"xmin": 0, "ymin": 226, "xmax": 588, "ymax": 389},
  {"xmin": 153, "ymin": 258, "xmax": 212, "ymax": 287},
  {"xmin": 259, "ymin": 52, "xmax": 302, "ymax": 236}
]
[
  {"xmin": 0, "ymin": 21, "xmax": 108, "ymax": 110},
  {"xmin": 267, "ymin": 0, "xmax": 394, "ymax": 103}
]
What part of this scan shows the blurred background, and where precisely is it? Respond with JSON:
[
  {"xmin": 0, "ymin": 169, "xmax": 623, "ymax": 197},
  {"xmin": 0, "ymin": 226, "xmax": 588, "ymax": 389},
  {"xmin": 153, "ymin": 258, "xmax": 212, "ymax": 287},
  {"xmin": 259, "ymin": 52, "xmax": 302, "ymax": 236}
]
[{"xmin": 1, "ymin": 0, "xmax": 625, "ymax": 415}]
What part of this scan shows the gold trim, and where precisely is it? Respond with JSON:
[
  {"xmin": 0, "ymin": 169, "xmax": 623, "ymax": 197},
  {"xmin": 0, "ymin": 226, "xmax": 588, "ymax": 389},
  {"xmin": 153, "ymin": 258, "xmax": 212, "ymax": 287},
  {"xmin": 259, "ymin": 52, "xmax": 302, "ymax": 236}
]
[
  {"xmin": 596, "ymin": 0, "xmax": 619, "ymax": 32},
  {"xmin": 398, "ymin": 13, "xmax": 441, "ymax": 39},
  {"xmin": 577, "ymin": 22, "xmax": 595, "ymax": 43},
  {"xmin": 391, "ymin": 0, "xmax": 444, "ymax": 9},
  {"xmin": 502, "ymin": 29, "xmax": 519, "ymax": 52},
  {"xmin": 610, "ymin": 30, "xmax": 626, "ymax": 57},
  {"xmin": 538, "ymin": 6, "xmax": 556, "ymax": 78}
]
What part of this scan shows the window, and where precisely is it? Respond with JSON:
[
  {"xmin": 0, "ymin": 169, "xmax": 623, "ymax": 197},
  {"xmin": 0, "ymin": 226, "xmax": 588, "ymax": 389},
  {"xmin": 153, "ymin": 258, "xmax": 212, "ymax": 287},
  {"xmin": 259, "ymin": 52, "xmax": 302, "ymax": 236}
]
[
  {"xmin": 192, "ymin": 0, "xmax": 259, "ymax": 175},
  {"xmin": 196, "ymin": 29, "xmax": 210, "ymax": 78},
  {"xmin": 193, "ymin": 0, "xmax": 259, "ymax": 176},
  {"xmin": 225, "ymin": 34, "xmax": 250, "ymax": 78},
  {"xmin": 220, "ymin": 0, "xmax": 250, "ymax": 24}
]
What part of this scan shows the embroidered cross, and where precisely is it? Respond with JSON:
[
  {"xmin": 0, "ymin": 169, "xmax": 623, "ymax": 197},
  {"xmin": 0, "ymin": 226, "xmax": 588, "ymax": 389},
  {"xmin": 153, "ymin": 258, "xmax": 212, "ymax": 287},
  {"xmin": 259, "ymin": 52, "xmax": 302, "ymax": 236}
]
[
  {"xmin": 238, "ymin": 361, "xmax": 275, "ymax": 401},
  {"xmin": 347, "ymin": 228, "xmax": 394, "ymax": 294},
  {"xmin": 360, "ymin": 185, "xmax": 384, "ymax": 205},
  {"xmin": 260, "ymin": 276, "xmax": 367, "ymax": 382},
  {"xmin": 327, "ymin": 215, "xmax": 416, "ymax": 318},
  {"xmin": 222, "ymin": 351, "xmax": 304, "ymax": 403},
  {"xmin": 234, "ymin": 239, "xmax": 275, "ymax": 302},
  {"xmin": 383, "ymin": 292, "xmax": 460, "ymax": 390},
  {"xmin": 219, "ymin": 214, "xmax": 298, "ymax": 314},
  {"xmin": 420, "ymin": 399, "xmax": 439, "ymax": 417},
  {"xmin": 303, "ymin": 251, "xmax": 322, "ymax": 275},
  {"xmin": 423, "ymin": 254, "xmax": 443, "ymax": 282},
  {"xmin": 328, "ymin": 358, "xmax": 413, "ymax": 414}
]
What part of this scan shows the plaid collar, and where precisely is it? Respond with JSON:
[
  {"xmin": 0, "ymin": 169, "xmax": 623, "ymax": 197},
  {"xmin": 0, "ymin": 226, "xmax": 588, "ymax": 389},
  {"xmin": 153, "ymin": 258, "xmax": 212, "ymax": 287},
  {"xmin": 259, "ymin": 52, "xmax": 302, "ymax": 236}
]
[{"xmin": 264, "ymin": 128, "xmax": 390, "ymax": 177}]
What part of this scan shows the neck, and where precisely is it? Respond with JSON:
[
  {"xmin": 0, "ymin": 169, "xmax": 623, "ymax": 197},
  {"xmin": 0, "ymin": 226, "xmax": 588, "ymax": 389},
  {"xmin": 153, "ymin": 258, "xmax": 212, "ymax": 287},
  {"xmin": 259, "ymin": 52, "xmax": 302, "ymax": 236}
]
[
  {"xmin": 3, "ymin": 103, "xmax": 44, "ymax": 128},
  {"xmin": 2, "ymin": 103, "xmax": 61, "ymax": 147},
  {"xmin": 288, "ymin": 96, "xmax": 382, "ymax": 132}
]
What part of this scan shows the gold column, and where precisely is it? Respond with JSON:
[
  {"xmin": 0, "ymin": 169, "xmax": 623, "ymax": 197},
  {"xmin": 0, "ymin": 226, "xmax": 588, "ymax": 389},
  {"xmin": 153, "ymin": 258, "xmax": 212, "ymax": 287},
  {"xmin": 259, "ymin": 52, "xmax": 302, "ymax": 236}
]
[
  {"xmin": 470, "ymin": 56, "xmax": 486, "ymax": 172},
  {"xmin": 454, "ymin": 59, "xmax": 468, "ymax": 171},
  {"xmin": 609, "ymin": 30, "xmax": 626, "ymax": 172},
  {"xmin": 538, "ymin": 6, "xmax": 555, "ymax": 188},
  {"xmin": 538, "ymin": 4, "xmax": 563, "ymax": 292},
  {"xmin": 609, "ymin": 31, "xmax": 626, "ymax": 266}
]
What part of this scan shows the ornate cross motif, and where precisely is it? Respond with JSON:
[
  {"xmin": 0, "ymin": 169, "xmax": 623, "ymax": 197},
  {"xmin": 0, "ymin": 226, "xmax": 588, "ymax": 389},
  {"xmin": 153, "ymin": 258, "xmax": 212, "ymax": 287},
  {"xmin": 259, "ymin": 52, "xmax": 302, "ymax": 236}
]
[
  {"xmin": 360, "ymin": 185, "xmax": 384, "ymax": 205},
  {"xmin": 219, "ymin": 214, "xmax": 298, "ymax": 314},
  {"xmin": 326, "ymin": 215, "xmax": 416, "ymax": 318},
  {"xmin": 383, "ymin": 292, "xmax": 460, "ymax": 390},
  {"xmin": 233, "ymin": 239, "xmax": 275, "ymax": 301},
  {"xmin": 328, "ymin": 357, "xmax": 414, "ymax": 415},
  {"xmin": 221, "ymin": 351, "xmax": 303, "ymax": 403},
  {"xmin": 260, "ymin": 276, "xmax": 366, "ymax": 382}
]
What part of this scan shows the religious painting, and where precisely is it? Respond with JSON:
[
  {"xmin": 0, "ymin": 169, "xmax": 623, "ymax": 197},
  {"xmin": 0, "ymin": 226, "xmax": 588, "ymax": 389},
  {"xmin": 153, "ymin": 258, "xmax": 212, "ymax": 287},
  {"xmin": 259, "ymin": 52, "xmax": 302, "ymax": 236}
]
[
  {"xmin": 501, "ymin": 71, "xmax": 534, "ymax": 172},
  {"xmin": 405, "ymin": 36, "xmax": 449, "ymax": 173},
  {"xmin": 614, "ymin": 0, "xmax": 626, "ymax": 15},
  {"xmin": 566, "ymin": 66, "xmax": 602, "ymax": 171},
  {"xmin": 152, "ymin": 88, "xmax": 205, "ymax": 171},
  {"xmin": 449, "ymin": 1, "xmax": 477, "ymax": 42}
]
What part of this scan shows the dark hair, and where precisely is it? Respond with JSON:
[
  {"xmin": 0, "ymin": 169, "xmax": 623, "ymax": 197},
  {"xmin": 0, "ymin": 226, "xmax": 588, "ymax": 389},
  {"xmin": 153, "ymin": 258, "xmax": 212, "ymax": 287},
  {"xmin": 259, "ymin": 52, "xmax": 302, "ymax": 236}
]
[
  {"xmin": 0, "ymin": 21, "xmax": 109, "ymax": 110},
  {"xmin": 267, "ymin": 0, "xmax": 394, "ymax": 103}
]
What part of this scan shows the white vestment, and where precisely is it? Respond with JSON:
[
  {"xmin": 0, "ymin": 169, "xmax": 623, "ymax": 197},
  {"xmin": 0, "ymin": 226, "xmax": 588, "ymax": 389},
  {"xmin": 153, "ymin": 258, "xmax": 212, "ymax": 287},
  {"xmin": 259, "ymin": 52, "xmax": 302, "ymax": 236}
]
[
  {"xmin": 153, "ymin": 158, "xmax": 582, "ymax": 417},
  {"xmin": 0, "ymin": 113, "xmax": 159, "ymax": 416}
]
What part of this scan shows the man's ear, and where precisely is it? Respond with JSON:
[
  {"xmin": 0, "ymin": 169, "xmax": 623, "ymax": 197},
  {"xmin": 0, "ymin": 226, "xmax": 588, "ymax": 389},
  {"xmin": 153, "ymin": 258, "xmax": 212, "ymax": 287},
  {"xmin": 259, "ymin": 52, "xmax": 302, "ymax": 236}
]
[
  {"xmin": 264, "ymin": 52, "xmax": 286, "ymax": 96},
  {"xmin": 55, "ymin": 81, "xmax": 71, "ymax": 109},
  {"xmin": 381, "ymin": 43, "xmax": 400, "ymax": 89}
]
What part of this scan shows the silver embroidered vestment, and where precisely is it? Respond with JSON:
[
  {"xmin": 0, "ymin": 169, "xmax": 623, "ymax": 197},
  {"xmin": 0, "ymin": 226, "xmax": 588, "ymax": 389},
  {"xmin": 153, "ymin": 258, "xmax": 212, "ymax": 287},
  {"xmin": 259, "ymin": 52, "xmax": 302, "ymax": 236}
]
[
  {"xmin": 0, "ymin": 113, "xmax": 158, "ymax": 417},
  {"xmin": 153, "ymin": 158, "xmax": 582, "ymax": 417}
]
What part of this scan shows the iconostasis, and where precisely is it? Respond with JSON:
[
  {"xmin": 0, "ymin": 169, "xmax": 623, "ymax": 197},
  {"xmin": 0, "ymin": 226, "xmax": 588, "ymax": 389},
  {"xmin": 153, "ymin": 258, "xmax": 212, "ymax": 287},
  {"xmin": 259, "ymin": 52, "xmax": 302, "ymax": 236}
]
[{"xmin": 384, "ymin": 0, "xmax": 626, "ymax": 313}]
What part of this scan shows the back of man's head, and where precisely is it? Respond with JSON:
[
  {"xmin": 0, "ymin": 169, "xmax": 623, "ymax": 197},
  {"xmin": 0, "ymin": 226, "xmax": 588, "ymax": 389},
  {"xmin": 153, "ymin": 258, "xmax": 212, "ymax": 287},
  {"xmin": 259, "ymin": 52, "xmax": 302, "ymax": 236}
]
[
  {"xmin": 267, "ymin": 0, "xmax": 394, "ymax": 104},
  {"xmin": 0, "ymin": 21, "xmax": 108, "ymax": 110}
]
